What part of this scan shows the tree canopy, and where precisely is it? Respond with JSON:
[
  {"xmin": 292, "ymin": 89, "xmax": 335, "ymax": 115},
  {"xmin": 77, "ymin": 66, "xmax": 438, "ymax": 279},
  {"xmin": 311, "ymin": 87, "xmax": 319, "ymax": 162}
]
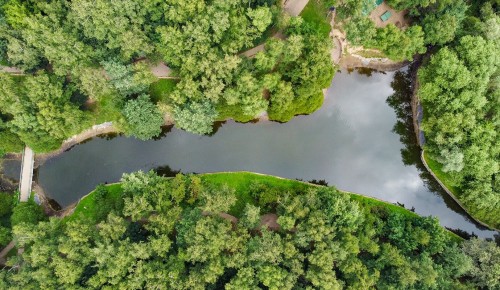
[
  {"xmin": 1, "ymin": 171, "xmax": 497, "ymax": 289},
  {"xmin": 0, "ymin": 0, "xmax": 335, "ymax": 153},
  {"xmin": 417, "ymin": 7, "xmax": 500, "ymax": 228},
  {"xmin": 355, "ymin": 0, "xmax": 500, "ymax": 230}
]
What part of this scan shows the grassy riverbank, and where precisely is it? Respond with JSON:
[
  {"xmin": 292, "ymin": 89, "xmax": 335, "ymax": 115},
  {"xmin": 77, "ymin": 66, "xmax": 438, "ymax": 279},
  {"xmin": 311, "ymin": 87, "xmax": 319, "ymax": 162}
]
[
  {"xmin": 422, "ymin": 151, "xmax": 462, "ymax": 196},
  {"xmin": 422, "ymin": 151, "xmax": 499, "ymax": 231},
  {"xmin": 68, "ymin": 171, "xmax": 460, "ymax": 242}
]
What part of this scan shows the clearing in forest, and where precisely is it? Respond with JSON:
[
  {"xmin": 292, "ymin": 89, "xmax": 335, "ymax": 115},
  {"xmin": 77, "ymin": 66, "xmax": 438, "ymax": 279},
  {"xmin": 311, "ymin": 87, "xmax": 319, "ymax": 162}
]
[{"xmin": 369, "ymin": 1, "xmax": 409, "ymax": 28}]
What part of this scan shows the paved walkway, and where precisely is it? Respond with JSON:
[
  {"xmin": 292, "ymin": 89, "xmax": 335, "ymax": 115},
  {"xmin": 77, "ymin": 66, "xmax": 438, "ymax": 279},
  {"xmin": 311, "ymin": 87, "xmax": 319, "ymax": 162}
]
[
  {"xmin": 283, "ymin": 0, "xmax": 310, "ymax": 16},
  {"xmin": 19, "ymin": 146, "xmax": 34, "ymax": 202}
]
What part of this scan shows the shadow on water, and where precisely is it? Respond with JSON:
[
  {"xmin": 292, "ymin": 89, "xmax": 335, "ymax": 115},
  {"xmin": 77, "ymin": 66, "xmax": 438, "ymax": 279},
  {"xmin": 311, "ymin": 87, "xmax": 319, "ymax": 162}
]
[
  {"xmin": 153, "ymin": 165, "xmax": 180, "ymax": 177},
  {"xmin": 47, "ymin": 198, "xmax": 63, "ymax": 211},
  {"xmin": 208, "ymin": 121, "xmax": 227, "ymax": 136},
  {"xmin": 97, "ymin": 132, "xmax": 123, "ymax": 140},
  {"xmin": 386, "ymin": 68, "xmax": 492, "ymax": 233},
  {"xmin": 347, "ymin": 67, "xmax": 386, "ymax": 77},
  {"xmin": 152, "ymin": 125, "xmax": 174, "ymax": 140}
]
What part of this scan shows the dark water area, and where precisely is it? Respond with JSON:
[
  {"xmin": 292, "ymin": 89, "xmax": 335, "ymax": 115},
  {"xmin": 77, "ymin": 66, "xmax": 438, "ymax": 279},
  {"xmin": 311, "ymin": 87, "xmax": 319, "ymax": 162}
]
[
  {"xmin": 1, "ymin": 159, "xmax": 20, "ymax": 180},
  {"xmin": 19, "ymin": 69, "xmax": 496, "ymax": 238}
]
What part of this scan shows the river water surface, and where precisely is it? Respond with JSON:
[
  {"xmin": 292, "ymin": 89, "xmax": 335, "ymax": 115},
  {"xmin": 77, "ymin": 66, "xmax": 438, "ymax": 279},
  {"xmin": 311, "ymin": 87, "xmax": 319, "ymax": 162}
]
[{"xmin": 16, "ymin": 69, "xmax": 496, "ymax": 237}]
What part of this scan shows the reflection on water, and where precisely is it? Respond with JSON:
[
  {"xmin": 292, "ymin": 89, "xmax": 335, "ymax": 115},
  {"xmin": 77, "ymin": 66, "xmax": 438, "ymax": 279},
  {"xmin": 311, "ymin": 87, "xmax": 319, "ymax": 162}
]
[{"xmin": 30, "ymin": 68, "xmax": 497, "ymax": 238}]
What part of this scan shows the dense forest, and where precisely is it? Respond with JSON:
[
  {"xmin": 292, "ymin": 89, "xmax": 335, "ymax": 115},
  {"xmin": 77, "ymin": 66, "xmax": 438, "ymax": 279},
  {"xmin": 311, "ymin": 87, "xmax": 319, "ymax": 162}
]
[
  {"xmin": 1, "ymin": 172, "xmax": 499, "ymax": 289},
  {"xmin": 0, "ymin": 0, "xmax": 334, "ymax": 153},
  {"xmin": 416, "ymin": 0, "xmax": 499, "ymax": 228},
  {"xmin": 0, "ymin": 1, "xmax": 498, "ymax": 287}
]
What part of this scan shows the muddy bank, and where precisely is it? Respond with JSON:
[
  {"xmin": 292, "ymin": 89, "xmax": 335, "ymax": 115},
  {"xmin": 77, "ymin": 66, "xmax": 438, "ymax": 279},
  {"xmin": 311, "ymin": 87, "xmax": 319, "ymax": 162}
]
[
  {"xmin": 0, "ymin": 157, "xmax": 20, "ymax": 192},
  {"xmin": 0, "ymin": 174, "xmax": 17, "ymax": 193},
  {"xmin": 330, "ymin": 19, "xmax": 409, "ymax": 72},
  {"xmin": 35, "ymin": 122, "xmax": 119, "ymax": 167},
  {"xmin": 339, "ymin": 54, "xmax": 409, "ymax": 71}
]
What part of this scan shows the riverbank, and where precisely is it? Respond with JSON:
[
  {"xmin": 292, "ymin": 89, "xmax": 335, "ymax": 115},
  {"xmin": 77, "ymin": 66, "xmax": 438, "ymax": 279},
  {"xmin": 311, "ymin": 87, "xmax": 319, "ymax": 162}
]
[
  {"xmin": 34, "ymin": 122, "xmax": 119, "ymax": 166},
  {"xmin": 410, "ymin": 60, "xmax": 499, "ymax": 231},
  {"xmin": 330, "ymin": 15, "xmax": 409, "ymax": 71},
  {"xmin": 419, "ymin": 152, "xmax": 499, "ymax": 231}
]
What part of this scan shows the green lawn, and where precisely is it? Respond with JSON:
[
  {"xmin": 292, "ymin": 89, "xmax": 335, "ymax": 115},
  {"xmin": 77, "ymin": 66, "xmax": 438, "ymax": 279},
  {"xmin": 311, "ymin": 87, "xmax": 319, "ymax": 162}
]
[
  {"xmin": 66, "ymin": 183, "xmax": 123, "ymax": 223},
  {"xmin": 423, "ymin": 151, "xmax": 462, "ymax": 196},
  {"xmin": 201, "ymin": 172, "xmax": 309, "ymax": 214},
  {"xmin": 300, "ymin": 0, "xmax": 332, "ymax": 38},
  {"xmin": 88, "ymin": 96, "xmax": 124, "ymax": 126},
  {"xmin": 149, "ymin": 79, "xmax": 178, "ymax": 103}
]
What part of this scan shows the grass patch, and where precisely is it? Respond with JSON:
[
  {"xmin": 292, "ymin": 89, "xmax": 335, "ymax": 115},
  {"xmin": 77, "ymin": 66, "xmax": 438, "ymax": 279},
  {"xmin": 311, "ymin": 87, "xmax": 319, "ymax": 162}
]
[
  {"xmin": 300, "ymin": 0, "xmax": 332, "ymax": 38},
  {"xmin": 201, "ymin": 172, "xmax": 309, "ymax": 215},
  {"xmin": 347, "ymin": 190, "xmax": 461, "ymax": 241},
  {"xmin": 215, "ymin": 103, "xmax": 256, "ymax": 122},
  {"xmin": 348, "ymin": 192, "xmax": 419, "ymax": 219},
  {"xmin": 150, "ymin": 79, "xmax": 178, "ymax": 103},
  {"xmin": 423, "ymin": 151, "xmax": 462, "ymax": 196},
  {"xmin": 81, "ymin": 95, "xmax": 125, "ymax": 129},
  {"xmin": 66, "ymin": 183, "xmax": 123, "ymax": 223}
]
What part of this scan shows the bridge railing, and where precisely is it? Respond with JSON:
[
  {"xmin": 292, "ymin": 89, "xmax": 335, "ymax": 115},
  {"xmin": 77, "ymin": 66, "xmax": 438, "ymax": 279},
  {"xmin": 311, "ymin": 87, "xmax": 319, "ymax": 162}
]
[{"xmin": 18, "ymin": 147, "xmax": 25, "ymax": 197}]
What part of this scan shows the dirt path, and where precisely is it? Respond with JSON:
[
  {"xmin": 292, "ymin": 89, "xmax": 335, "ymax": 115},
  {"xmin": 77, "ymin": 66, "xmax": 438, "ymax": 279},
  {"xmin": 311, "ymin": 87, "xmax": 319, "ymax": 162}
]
[
  {"xmin": 259, "ymin": 213, "xmax": 280, "ymax": 231},
  {"xmin": 0, "ymin": 66, "xmax": 23, "ymax": 75},
  {"xmin": 283, "ymin": 0, "xmax": 310, "ymax": 16},
  {"xmin": 240, "ymin": 32, "xmax": 287, "ymax": 58},
  {"xmin": 241, "ymin": 43, "xmax": 267, "ymax": 58},
  {"xmin": 332, "ymin": 37, "xmax": 342, "ymax": 64},
  {"xmin": 0, "ymin": 241, "xmax": 15, "ymax": 265},
  {"xmin": 149, "ymin": 62, "xmax": 180, "ymax": 79}
]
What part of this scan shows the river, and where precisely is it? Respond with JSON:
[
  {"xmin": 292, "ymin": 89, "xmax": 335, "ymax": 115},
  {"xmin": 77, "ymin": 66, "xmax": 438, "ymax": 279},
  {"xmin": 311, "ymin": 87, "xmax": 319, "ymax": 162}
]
[{"xmin": 2, "ymin": 68, "xmax": 496, "ymax": 238}]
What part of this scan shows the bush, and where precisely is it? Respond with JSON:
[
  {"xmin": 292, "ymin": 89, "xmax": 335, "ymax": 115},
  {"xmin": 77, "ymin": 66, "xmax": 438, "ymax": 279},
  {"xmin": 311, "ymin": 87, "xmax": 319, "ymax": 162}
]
[
  {"xmin": 123, "ymin": 94, "xmax": 164, "ymax": 140},
  {"xmin": 0, "ymin": 193, "xmax": 14, "ymax": 217},
  {"xmin": 10, "ymin": 200, "xmax": 45, "ymax": 226},
  {"xmin": 0, "ymin": 226, "xmax": 11, "ymax": 247},
  {"xmin": 0, "ymin": 129, "xmax": 23, "ymax": 156}
]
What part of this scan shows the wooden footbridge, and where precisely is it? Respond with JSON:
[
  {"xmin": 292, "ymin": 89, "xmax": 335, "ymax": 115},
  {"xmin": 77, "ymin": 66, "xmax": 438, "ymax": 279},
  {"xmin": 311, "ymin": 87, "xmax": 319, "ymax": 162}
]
[{"xmin": 18, "ymin": 146, "xmax": 34, "ymax": 202}]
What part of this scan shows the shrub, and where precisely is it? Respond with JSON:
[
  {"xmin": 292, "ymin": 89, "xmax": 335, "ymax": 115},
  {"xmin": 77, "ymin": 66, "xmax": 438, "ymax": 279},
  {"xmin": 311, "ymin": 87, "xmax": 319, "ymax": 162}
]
[{"xmin": 10, "ymin": 200, "xmax": 45, "ymax": 226}]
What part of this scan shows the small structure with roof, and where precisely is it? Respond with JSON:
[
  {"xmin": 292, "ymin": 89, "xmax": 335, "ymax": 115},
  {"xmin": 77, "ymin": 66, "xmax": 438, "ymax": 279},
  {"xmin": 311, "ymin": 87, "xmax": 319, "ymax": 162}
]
[{"xmin": 380, "ymin": 10, "xmax": 392, "ymax": 22}]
